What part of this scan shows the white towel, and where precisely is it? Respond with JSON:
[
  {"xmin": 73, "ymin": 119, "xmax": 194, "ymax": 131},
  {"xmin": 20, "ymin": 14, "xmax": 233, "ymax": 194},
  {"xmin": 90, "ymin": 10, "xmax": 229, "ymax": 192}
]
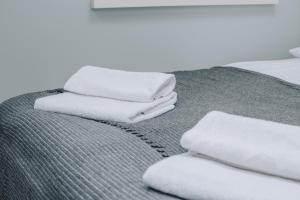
[
  {"xmin": 290, "ymin": 47, "xmax": 300, "ymax": 58},
  {"xmin": 34, "ymin": 92, "xmax": 177, "ymax": 123},
  {"xmin": 181, "ymin": 111, "xmax": 300, "ymax": 181},
  {"xmin": 143, "ymin": 153, "xmax": 300, "ymax": 200},
  {"xmin": 64, "ymin": 66, "xmax": 176, "ymax": 102}
]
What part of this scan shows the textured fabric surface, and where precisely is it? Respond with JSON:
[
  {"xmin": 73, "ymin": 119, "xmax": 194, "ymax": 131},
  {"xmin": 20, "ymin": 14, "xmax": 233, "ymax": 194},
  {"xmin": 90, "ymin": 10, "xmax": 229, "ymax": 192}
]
[
  {"xmin": 225, "ymin": 58, "xmax": 300, "ymax": 85},
  {"xmin": 1, "ymin": 67, "xmax": 300, "ymax": 200}
]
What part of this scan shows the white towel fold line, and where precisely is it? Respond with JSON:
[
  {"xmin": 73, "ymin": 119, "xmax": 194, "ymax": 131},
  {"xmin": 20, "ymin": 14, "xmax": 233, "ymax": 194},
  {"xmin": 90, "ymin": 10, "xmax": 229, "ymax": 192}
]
[
  {"xmin": 34, "ymin": 92, "xmax": 177, "ymax": 123},
  {"xmin": 64, "ymin": 66, "xmax": 176, "ymax": 102},
  {"xmin": 181, "ymin": 111, "xmax": 300, "ymax": 181},
  {"xmin": 143, "ymin": 153, "xmax": 300, "ymax": 200}
]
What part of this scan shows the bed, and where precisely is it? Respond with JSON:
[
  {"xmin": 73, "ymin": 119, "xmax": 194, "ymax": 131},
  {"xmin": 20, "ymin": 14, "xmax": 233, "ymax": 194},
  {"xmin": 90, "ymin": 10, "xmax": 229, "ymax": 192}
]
[{"xmin": 1, "ymin": 58, "xmax": 300, "ymax": 200}]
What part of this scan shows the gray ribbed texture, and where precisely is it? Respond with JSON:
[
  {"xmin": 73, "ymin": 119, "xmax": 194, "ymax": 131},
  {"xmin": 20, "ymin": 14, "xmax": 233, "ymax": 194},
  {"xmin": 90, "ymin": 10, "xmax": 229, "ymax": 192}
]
[{"xmin": 1, "ymin": 67, "xmax": 300, "ymax": 200}]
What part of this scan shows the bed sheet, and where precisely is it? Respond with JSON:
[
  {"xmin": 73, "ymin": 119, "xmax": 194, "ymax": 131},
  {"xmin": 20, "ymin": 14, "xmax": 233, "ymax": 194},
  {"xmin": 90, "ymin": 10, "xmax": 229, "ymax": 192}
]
[{"xmin": 226, "ymin": 58, "xmax": 300, "ymax": 85}]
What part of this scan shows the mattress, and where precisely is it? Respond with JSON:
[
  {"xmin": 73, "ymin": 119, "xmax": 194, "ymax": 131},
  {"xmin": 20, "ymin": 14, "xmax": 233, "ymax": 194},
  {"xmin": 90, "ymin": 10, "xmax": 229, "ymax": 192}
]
[{"xmin": 1, "ymin": 66, "xmax": 300, "ymax": 200}]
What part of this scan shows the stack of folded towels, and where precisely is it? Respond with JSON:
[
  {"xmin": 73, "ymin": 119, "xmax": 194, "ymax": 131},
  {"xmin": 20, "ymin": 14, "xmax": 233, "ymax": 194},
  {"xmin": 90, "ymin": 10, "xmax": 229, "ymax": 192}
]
[
  {"xmin": 143, "ymin": 111, "xmax": 300, "ymax": 200},
  {"xmin": 34, "ymin": 66, "xmax": 177, "ymax": 123}
]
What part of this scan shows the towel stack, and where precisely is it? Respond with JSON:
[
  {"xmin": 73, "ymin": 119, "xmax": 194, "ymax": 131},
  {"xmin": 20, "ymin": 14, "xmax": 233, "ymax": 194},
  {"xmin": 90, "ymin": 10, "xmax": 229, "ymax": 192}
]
[
  {"xmin": 34, "ymin": 66, "xmax": 177, "ymax": 123},
  {"xmin": 143, "ymin": 111, "xmax": 300, "ymax": 200}
]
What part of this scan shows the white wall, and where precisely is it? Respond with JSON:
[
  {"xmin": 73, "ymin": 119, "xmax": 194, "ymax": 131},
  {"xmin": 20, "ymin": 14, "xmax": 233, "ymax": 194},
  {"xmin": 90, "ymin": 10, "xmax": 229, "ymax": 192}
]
[{"xmin": 1, "ymin": 0, "xmax": 300, "ymax": 102}]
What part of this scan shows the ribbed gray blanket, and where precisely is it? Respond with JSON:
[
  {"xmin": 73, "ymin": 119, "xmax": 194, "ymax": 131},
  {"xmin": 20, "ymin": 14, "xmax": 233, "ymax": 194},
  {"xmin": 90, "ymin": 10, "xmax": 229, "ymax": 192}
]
[{"xmin": 1, "ymin": 67, "xmax": 300, "ymax": 200}]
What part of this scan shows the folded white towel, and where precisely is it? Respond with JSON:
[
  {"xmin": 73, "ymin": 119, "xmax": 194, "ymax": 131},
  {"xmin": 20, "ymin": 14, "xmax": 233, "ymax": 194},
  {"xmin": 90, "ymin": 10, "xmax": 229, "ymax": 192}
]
[
  {"xmin": 34, "ymin": 92, "xmax": 177, "ymax": 123},
  {"xmin": 64, "ymin": 66, "xmax": 176, "ymax": 102},
  {"xmin": 181, "ymin": 111, "xmax": 300, "ymax": 181},
  {"xmin": 290, "ymin": 47, "xmax": 300, "ymax": 58},
  {"xmin": 143, "ymin": 153, "xmax": 300, "ymax": 200}
]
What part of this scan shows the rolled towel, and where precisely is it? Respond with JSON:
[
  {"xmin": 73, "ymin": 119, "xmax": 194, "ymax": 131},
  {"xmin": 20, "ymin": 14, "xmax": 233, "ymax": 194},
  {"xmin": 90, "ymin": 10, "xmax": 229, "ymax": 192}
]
[
  {"xmin": 143, "ymin": 153, "xmax": 300, "ymax": 200},
  {"xmin": 34, "ymin": 92, "xmax": 177, "ymax": 123},
  {"xmin": 64, "ymin": 66, "xmax": 176, "ymax": 102},
  {"xmin": 181, "ymin": 111, "xmax": 300, "ymax": 181}
]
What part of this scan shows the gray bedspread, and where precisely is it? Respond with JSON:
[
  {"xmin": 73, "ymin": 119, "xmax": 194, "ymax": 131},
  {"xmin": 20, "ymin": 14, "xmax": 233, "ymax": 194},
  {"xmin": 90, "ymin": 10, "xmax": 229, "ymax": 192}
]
[{"xmin": 1, "ymin": 67, "xmax": 300, "ymax": 200}]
